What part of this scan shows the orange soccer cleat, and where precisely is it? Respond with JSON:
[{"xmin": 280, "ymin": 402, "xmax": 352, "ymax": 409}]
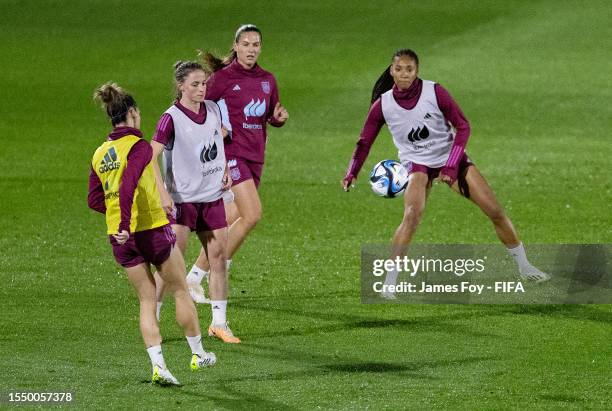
[{"xmin": 208, "ymin": 323, "xmax": 241, "ymax": 344}]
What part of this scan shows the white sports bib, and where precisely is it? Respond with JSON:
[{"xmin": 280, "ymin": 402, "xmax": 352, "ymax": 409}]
[
  {"xmin": 163, "ymin": 101, "xmax": 226, "ymax": 203},
  {"xmin": 381, "ymin": 80, "xmax": 454, "ymax": 167}
]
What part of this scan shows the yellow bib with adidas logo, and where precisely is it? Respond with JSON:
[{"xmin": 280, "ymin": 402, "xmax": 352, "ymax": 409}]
[{"xmin": 92, "ymin": 134, "xmax": 168, "ymax": 234}]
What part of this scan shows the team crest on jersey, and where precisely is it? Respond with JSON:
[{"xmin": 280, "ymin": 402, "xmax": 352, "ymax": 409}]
[
  {"xmin": 230, "ymin": 167, "xmax": 241, "ymax": 181},
  {"xmin": 261, "ymin": 81, "xmax": 270, "ymax": 94}
]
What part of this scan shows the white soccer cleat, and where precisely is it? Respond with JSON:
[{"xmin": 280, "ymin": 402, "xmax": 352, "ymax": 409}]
[
  {"xmin": 190, "ymin": 351, "xmax": 217, "ymax": 371},
  {"xmin": 187, "ymin": 281, "xmax": 210, "ymax": 304},
  {"xmin": 520, "ymin": 265, "xmax": 551, "ymax": 283},
  {"xmin": 152, "ymin": 365, "xmax": 181, "ymax": 386}
]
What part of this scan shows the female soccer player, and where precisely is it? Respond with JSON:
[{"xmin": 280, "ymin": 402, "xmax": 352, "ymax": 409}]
[
  {"xmin": 342, "ymin": 49, "xmax": 549, "ymax": 290},
  {"xmin": 152, "ymin": 61, "xmax": 240, "ymax": 343},
  {"xmin": 88, "ymin": 83, "xmax": 216, "ymax": 386},
  {"xmin": 183, "ymin": 24, "xmax": 289, "ymax": 302}
]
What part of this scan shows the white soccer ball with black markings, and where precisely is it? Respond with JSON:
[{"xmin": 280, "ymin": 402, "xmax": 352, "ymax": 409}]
[{"xmin": 369, "ymin": 160, "xmax": 409, "ymax": 198}]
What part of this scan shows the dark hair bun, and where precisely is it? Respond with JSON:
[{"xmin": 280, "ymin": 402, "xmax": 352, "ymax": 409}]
[{"xmin": 94, "ymin": 83, "xmax": 122, "ymax": 105}]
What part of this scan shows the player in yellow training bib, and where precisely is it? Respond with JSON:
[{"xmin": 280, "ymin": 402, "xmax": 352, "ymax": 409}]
[{"xmin": 87, "ymin": 82, "xmax": 216, "ymax": 386}]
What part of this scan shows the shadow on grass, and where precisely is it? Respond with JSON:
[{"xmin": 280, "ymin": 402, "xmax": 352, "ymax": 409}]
[
  {"xmin": 205, "ymin": 355, "xmax": 497, "ymax": 386},
  {"xmin": 161, "ymin": 301, "xmax": 612, "ymax": 352},
  {"xmin": 177, "ymin": 385, "xmax": 298, "ymax": 411},
  {"xmin": 505, "ymin": 304, "xmax": 612, "ymax": 324},
  {"xmin": 320, "ymin": 356, "xmax": 496, "ymax": 374},
  {"xmin": 238, "ymin": 305, "xmax": 505, "ymax": 340}
]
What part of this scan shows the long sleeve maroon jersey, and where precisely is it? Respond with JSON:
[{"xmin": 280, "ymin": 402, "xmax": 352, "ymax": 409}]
[{"xmin": 205, "ymin": 59, "xmax": 284, "ymax": 164}]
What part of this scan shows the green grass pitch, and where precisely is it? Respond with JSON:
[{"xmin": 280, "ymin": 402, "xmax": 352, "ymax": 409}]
[{"xmin": 1, "ymin": 0, "xmax": 611, "ymax": 409}]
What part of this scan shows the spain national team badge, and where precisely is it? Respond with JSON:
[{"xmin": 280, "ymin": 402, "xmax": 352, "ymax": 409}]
[
  {"xmin": 230, "ymin": 167, "xmax": 241, "ymax": 181},
  {"xmin": 261, "ymin": 81, "xmax": 270, "ymax": 94}
]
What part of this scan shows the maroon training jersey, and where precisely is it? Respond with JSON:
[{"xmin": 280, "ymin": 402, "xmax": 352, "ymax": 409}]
[{"xmin": 205, "ymin": 59, "xmax": 284, "ymax": 164}]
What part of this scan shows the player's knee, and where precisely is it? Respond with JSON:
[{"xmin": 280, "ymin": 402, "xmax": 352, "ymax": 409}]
[
  {"xmin": 138, "ymin": 295, "xmax": 157, "ymax": 310},
  {"xmin": 171, "ymin": 285, "xmax": 190, "ymax": 301},
  {"xmin": 161, "ymin": 274, "xmax": 187, "ymax": 296},
  {"xmin": 243, "ymin": 208, "xmax": 262, "ymax": 229},
  {"xmin": 207, "ymin": 249, "xmax": 226, "ymax": 268},
  {"xmin": 402, "ymin": 204, "xmax": 423, "ymax": 228},
  {"xmin": 488, "ymin": 206, "xmax": 506, "ymax": 225}
]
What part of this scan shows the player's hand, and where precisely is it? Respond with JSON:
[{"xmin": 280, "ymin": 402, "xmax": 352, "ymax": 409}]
[
  {"xmin": 342, "ymin": 175, "xmax": 356, "ymax": 192},
  {"xmin": 222, "ymin": 166, "xmax": 232, "ymax": 191},
  {"xmin": 160, "ymin": 190, "xmax": 174, "ymax": 216},
  {"xmin": 438, "ymin": 166, "xmax": 457, "ymax": 186},
  {"xmin": 221, "ymin": 126, "xmax": 229, "ymax": 139},
  {"xmin": 273, "ymin": 102, "xmax": 289, "ymax": 123},
  {"xmin": 439, "ymin": 173, "xmax": 453, "ymax": 185},
  {"xmin": 113, "ymin": 230, "xmax": 129, "ymax": 245}
]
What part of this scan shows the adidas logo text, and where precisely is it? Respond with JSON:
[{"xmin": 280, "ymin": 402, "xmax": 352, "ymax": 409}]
[{"xmin": 99, "ymin": 146, "xmax": 121, "ymax": 173}]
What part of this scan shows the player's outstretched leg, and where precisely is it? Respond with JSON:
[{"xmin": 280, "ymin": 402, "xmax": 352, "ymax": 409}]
[
  {"xmin": 452, "ymin": 165, "xmax": 550, "ymax": 283},
  {"xmin": 157, "ymin": 246, "xmax": 217, "ymax": 370},
  {"xmin": 124, "ymin": 263, "xmax": 181, "ymax": 386}
]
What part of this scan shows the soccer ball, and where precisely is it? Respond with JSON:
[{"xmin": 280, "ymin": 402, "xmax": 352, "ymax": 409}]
[{"xmin": 369, "ymin": 160, "xmax": 409, "ymax": 198}]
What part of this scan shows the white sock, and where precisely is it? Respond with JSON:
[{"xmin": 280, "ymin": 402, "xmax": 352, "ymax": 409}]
[
  {"xmin": 507, "ymin": 242, "xmax": 531, "ymax": 271},
  {"xmin": 186, "ymin": 335, "xmax": 205, "ymax": 357},
  {"xmin": 226, "ymin": 260, "xmax": 232, "ymax": 272},
  {"xmin": 156, "ymin": 302, "xmax": 163, "ymax": 322},
  {"xmin": 146, "ymin": 345, "xmax": 166, "ymax": 369},
  {"xmin": 211, "ymin": 300, "xmax": 227, "ymax": 325},
  {"xmin": 384, "ymin": 269, "xmax": 399, "ymax": 288},
  {"xmin": 186, "ymin": 265, "xmax": 208, "ymax": 285}
]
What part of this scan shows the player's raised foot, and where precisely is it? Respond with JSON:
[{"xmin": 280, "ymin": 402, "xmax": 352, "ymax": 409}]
[
  {"xmin": 190, "ymin": 351, "xmax": 217, "ymax": 371},
  {"xmin": 187, "ymin": 281, "xmax": 210, "ymax": 304},
  {"xmin": 208, "ymin": 322, "xmax": 241, "ymax": 343},
  {"xmin": 520, "ymin": 265, "xmax": 551, "ymax": 283},
  {"xmin": 152, "ymin": 365, "xmax": 181, "ymax": 386}
]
